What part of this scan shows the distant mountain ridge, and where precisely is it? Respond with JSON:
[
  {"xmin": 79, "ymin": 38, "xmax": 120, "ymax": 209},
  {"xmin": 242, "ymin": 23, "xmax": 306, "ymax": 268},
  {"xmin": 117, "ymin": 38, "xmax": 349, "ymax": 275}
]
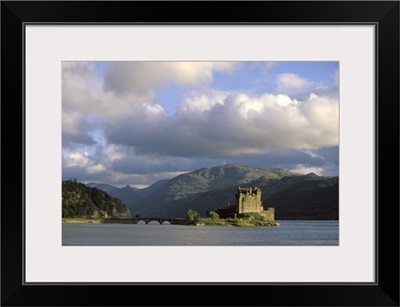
[{"xmin": 86, "ymin": 164, "xmax": 338, "ymax": 220}]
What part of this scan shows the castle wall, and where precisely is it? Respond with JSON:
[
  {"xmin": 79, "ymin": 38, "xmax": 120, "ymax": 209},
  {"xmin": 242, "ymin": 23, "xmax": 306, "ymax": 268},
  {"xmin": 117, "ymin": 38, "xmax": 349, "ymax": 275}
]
[
  {"xmin": 261, "ymin": 208, "xmax": 275, "ymax": 221},
  {"xmin": 239, "ymin": 196, "xmax": 261, "ymax": 213}
]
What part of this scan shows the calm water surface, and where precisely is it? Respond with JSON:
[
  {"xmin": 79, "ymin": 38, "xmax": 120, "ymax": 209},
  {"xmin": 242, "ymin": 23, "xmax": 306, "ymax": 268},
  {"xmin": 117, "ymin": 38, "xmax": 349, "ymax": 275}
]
[{"xmin": 62, "ymin": 220, "xmax": 338, "ymax": 246}]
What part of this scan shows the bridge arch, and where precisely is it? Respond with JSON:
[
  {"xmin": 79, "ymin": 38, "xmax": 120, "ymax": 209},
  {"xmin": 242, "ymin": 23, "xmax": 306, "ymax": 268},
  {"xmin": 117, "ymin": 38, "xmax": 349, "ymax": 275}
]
[
  {"xmin": 147, "ymin": 220, "xmax": 162, "ymax": 225},
  {"xmin": 103, "ymin": 217, "xmax": 186, "ymax": 225}
]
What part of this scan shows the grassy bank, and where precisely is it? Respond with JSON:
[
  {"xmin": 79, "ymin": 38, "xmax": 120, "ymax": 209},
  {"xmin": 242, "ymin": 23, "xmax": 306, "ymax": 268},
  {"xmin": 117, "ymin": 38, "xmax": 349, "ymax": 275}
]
[
  {"xmin": 196, "ymin": 218, "xmax": 278, "ymax": 227},
  {"xmin": 195, "ymin": 213, "xmax": 279, "ymax": 227},
  {"xmin": 62, "ymin": 218, "xmax": 103, "ymax": 224}
]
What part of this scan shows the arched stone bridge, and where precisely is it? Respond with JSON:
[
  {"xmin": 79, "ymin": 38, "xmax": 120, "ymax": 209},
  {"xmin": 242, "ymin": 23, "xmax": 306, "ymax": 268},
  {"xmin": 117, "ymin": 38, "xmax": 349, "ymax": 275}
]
[{"xmin": 102, "ymin": 217, "xmax": 187, "ymax": 225}]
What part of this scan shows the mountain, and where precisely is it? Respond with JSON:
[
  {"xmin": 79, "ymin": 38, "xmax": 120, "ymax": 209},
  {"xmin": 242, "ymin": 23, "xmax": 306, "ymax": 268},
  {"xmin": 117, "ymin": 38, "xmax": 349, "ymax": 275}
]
[
  {"xmin": 83, "ymin": 164, "xmax": 338, "ymax": 220},
  {"xmin": 63, "ymin": 179, "xmax": 131, "ymax": 218},
  {"xmin": 86, "ymin": 182, "xmax": 118, "ymax": 194},
  {"xmin": 108, "ymin": 185, "xmax": 142, "ymax": 214},
  {"xmin": 144, "ymin": 163, "xmax": 296, "ymax": 203},
  {"xmin": 135, "ymin": 179, "xmax": 170, "ymax": 198}
]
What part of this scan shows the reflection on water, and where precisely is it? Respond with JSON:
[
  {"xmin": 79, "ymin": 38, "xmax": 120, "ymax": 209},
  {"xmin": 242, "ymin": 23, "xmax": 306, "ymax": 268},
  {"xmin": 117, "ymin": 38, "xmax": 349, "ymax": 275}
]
[{"xmin": 62, "ymin": 220, "xmax": 338, "ymax": 246}]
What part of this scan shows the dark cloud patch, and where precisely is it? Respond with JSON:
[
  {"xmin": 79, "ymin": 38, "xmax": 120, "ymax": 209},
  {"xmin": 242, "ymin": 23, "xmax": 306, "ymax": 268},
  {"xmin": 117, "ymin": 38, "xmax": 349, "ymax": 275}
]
[
  {"xmin": 62, "ymin": 112, "xmax": 111, "ymax": 150},
  {"xmin": 62, "ymin": 132, "xmax": 96, "ymax": 148},
  {"xmin": 103, "ymin": 62, "xmax": 161, "ymax": 96}
]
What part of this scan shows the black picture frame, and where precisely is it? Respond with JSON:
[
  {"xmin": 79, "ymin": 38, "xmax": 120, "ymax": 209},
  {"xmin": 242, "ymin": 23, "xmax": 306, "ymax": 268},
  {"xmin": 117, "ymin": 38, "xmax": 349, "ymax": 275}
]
[{"xmin": 1, "ymin": 1, "xmax": 399, "ymax": 306}]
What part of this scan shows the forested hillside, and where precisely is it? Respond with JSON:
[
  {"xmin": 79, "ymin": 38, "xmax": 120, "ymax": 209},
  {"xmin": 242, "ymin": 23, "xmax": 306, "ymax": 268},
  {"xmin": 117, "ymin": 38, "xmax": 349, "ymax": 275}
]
[{"xmin": 62, "ymin": 179, "xmax": 131, "ymax": 218}]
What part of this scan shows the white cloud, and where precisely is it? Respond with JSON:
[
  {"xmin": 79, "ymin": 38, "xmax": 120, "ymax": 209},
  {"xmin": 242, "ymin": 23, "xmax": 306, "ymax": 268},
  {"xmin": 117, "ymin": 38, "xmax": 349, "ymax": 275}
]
[
  {"xmin": 290, "ymin": 164, "xmax": 324, "ymax": 175},
  {"xmin": 299, "ymin": 93, "xmax": 339, "ymax": 144},
  {"xmin": 302, "ymin": 150, "xmax": 324, "ymax": 159},
  {"xmin": 63, "ymin": 145, "xmax": 124, "ymax": 177},
  {"xmin": 100, "ymin": 144, "xmax": 126, "ymax": 162},
  {"xmin": 86, "ymin": 164, "xmax": 106, "ymax": 175},
  {"xmin": 276, "ymin": 73, "xmax": 310, "ymax": 95},
  {"xmin": 275, "ymin": 94, "xmax": 298, "ymax": 107},
  {"xmin": 178, "ymin": 91, "xmax": 227, "ymax": 113},
  {"xmin": 63, "ymin": 152, "xmax": 90, "ymax": 168}
]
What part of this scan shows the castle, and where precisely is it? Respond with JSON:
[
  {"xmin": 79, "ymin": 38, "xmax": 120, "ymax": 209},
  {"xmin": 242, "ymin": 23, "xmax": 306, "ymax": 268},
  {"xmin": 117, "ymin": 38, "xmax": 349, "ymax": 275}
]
[{"xmin": 235, "ymin": 186, "xmax": 275, "ymax": 221}]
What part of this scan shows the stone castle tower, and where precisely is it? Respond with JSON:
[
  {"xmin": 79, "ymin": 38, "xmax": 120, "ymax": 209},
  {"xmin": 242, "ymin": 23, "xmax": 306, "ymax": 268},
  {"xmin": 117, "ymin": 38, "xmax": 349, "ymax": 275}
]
[{"xmin": 235, "ymin": 186, "xmax": 275, "ymax": 221}]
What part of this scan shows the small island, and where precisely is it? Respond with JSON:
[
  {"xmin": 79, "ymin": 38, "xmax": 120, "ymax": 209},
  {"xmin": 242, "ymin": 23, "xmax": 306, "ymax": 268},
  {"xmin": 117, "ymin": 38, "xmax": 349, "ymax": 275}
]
[{"xmin": 186, "ymin": 186, "xmax": 278, "ymax": 227}]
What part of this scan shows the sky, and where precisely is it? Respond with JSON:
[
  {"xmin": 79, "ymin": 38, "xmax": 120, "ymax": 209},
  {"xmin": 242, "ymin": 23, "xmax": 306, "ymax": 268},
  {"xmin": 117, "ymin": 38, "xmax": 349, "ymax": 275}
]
[{"xmin": 62, "ymin": 61, "xmax": 339, "ymax": 188}]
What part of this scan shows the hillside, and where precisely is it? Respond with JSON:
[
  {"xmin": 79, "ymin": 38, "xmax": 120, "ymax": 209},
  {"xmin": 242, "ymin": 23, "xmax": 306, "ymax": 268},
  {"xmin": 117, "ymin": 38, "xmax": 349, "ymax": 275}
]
[
  {"xmin": 108, "ymin": 185, "xmax": 142, "ymax": 213},
  {"xmin": 264, "ymin": 175, "xmax": 338, "ymax": 219},
  {"xmin": 62, "ymin": 179, "xmax": 131, "ymax": 219}
]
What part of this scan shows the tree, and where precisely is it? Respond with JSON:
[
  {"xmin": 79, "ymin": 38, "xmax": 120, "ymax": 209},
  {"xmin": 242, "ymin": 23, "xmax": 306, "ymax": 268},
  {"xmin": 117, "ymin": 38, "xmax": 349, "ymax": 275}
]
[
  {"xmin": 207, "ymin": 211, "xmax": 219, "ymax": 220},
  {"xmin": 186, "ymin": 209, "xmax": 200, "ymax": 224}
]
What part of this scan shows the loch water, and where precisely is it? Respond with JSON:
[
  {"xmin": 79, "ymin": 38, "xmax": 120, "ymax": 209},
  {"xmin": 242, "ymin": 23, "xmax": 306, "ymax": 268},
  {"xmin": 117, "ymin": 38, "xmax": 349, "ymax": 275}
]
[{"xmin": 62, "ymin": 220, "xmax": 338, "ymax": 246}]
